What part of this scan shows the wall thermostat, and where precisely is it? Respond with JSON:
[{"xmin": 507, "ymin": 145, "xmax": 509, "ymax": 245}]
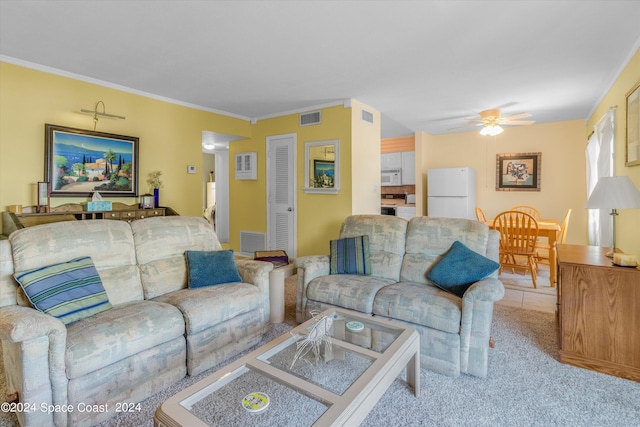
[{"xmin": 187, "ymin": 165, "xmax": 196, "ymax": 174}]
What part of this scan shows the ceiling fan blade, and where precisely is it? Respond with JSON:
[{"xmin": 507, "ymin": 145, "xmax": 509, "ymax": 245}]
[
  {"xmin": 502, "ymin": 112, "xmax": 532, "ymax": 121},
  {"xmin": 449, "ymin": 123, "xmax": 484, "ymax": 130},
  {"xmin": 502, "ymin": 120, "xmax": 536, "ymax": 125},
  {"xmin": 463, "ymin": 117, "xmax": 484, "ymax": 122}
]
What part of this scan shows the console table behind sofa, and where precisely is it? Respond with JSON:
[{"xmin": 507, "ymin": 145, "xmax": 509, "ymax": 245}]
[{"xmin": 2, "ymin": 202, "xmax": 178, "ymax": 237}]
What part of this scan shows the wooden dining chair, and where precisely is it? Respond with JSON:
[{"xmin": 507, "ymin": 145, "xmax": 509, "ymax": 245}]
[
  {"xmin": 475, "ymin": 207, "xmax": 487, "ymax": 222},
  {"xmin": 510, "ymin": 205, "xmax": 541, "ymax": 220},
  {"xmin": 536, "ymin": 208, "xmax": 572, "ymax": 264},
  {"xmin": 493, "ymin": 210, "xmax": 540, "ymax": 288}
]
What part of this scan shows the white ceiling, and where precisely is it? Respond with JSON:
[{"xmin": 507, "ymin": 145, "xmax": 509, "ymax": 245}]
[{"xmin": 1, "ymin": 1, "xmax": 639, "ymax": 138}]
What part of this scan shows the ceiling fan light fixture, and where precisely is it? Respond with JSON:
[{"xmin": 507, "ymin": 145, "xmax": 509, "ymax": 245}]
[{"xmin": 480, "ymin": 124, "xmax": 503, "ymax": 136}]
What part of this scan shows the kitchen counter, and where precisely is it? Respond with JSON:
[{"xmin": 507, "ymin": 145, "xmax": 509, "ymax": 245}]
[{"xmin": 381, "ymin": 199, "xmax": 415, "ymax": 207}]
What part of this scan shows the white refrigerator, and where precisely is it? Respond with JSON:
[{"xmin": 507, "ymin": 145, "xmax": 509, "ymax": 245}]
[{"xmin": 427, "ymin": 167, "xmax": 476, "ymax": 220}]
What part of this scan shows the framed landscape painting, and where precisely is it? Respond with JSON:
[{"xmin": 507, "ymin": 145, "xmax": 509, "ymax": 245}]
[
  {"xmin": 45, "ymin": 124, "xmax": 139, "ymax": 197},
  {"xmin": 313, "ymin": 159, "xmax": 335, "ymax": 188},
  {"xmin": 496, "ymin": 152, "xmax": 541, "ymax": 191}
]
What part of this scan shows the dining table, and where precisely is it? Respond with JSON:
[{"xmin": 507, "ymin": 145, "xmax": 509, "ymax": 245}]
[{"xmin": 484, "ymin": 218, "xmax": 561, "ymax": 285}]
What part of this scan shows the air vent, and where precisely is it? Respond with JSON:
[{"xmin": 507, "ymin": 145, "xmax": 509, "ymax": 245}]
[
  {"xmin": 240, "ymin": 231, "xmax": 266, "ymax": 255},
  {"xmin": 361, "ymin": 109, "xmax": 374, "ymax": 124},
  {"xmin": 300, "ymin": 111, "xmax": 321, "ymax": 126}
]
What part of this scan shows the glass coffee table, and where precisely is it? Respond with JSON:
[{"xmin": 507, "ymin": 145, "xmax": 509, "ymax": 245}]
[{"xmin": 154, "ymin": 308, "xmax": 420, "ymax": 427}]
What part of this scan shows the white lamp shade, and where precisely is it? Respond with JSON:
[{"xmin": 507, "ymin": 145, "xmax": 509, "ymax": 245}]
[
  {"xmin": 480, "ymin": 124, "xmax": 503, "ymax": 136},
  {"xmin": 585, "ymin": 176, "xmax": 640, "ymax": 209}
]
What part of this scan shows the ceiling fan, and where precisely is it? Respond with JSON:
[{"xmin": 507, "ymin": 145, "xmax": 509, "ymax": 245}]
[{"xmin": 453, "ymin": 108, "xmax": 536, "ymax": 136}]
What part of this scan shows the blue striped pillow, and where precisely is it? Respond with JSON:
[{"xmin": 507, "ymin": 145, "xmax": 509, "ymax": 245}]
[
  {"xmin": 14, "ymin": 256, "xmax": 112, "ymax": 325},
  {"xmin": 330, "ymin": 235, "xmax": 371, "ymax": 275}
]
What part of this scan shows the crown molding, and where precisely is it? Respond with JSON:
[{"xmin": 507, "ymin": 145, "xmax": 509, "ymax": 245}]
[{"xmin": 0, "ymin": 55, "xmax": 251, "ymax": 122}]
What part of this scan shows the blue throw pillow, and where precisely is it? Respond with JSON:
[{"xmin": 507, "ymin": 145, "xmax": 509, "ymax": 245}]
[
  {"xmin": 14, "ymin": 256, "xmax": 112, "ymax": 325},
  {"xmin": 330, "ymin": 235, "xmax": 372, "ymax": 275},
  {"xmin": 426, "ymin": 241, "xmax": 500, "ymax": 298},
  {"xmin": 185, "ymin": 250, "xmax": 243, "ymax": 288}
]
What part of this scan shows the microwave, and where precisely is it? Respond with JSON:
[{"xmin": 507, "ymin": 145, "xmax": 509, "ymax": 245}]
[{"xmin": 381, "ymin": 169, "xmax": 402, "ymax": 186}]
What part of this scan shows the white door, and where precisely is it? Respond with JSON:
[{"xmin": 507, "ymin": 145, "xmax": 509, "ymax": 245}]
[{"xmin": 267, "ymin": 133, "xmax": 296, "ymax": 257}]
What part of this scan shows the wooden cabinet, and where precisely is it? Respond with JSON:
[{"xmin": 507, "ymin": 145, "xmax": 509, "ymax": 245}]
[
  {"xmin": 2, "ymin": 203, "xmax": 176, "ymax": 237},
  {"xmin": 557, "ymin": 244, "xmax": 640, "ymax": 381}
]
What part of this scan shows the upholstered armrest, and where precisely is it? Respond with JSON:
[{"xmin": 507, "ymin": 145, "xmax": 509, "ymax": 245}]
[
  {"xmin": 486, "ymin": 230, "xmax": 500, "ymax": 262},
  {"xmin": 0, "ymin": 305, "xmax": 66, "ymax": 343},
  {"xmin": 0, "ymin": 305, "xmax": 69, "ymax": 427},
  {"xmin": 459, "ymin": 277, "xmax": 505, "ymax": 377},
  {"xmin": 294, "ymin": 255, "xmax": 330, "ymax": 323},
  {"xmin": 462, "ymin": 277, "xmax": 505, "ymax": 302},
  {"xmin": 236, "ymin": 259, "xmax": 273, "ymax": 322}
]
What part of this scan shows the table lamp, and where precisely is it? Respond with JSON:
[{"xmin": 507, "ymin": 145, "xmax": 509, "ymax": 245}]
[{"xmin": 585, "ymin": 176, "xmax": 640, "ymax": 257}]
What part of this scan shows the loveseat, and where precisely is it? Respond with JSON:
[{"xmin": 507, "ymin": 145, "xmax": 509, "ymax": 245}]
[
  {"xmin": 296, "ymin": 214, "xmax": 504, "ymax": 378},
  {"xmin": 0, "ymin": 216, "xmax": 272, "ymax": 427}
]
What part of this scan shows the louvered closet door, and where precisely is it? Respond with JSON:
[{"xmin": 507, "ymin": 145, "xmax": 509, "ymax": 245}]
[{"xmin": 267, "ymin": 134, "xmax": 296, "ymax": 257}]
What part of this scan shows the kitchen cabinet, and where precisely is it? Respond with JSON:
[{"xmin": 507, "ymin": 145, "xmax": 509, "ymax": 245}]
[
  {"xmin": 396, "ymin": 205, "xmax": 416, "ymax": 219},
  {"xmin": 381, "ymin": 152, "xmax": 402, "ymax": 170},
  {"xmin": 401, "ymin": 151, "xmax": 415, "ymax": 185},
  {"xmin": 381, "ymin": 151, "xmax": 415, "ymax": 185}
]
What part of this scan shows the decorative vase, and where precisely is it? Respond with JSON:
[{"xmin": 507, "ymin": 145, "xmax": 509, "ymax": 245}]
[{"xmin": 153, "ymin": 188, "xmax": 160, "ymax": 208}]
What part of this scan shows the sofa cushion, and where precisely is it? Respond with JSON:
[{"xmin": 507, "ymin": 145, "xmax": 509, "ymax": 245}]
[
  {"xmin": 14, "ymin": 256, "xmax": 112, "ymax": 325},
  {"xmin": 185, "ymin": 250, "xmax": 242, "ymax": 288},
  {"xmin": 330, "ymin": 235, "xmax": 371, "ymax": 275},
  {"xmin": 306, "ymin": 274, "xmax": 395, "ymax": 314},
  {"xmin": 152, "ymin": 282, "xmax": 263, "ymax": 335},
  {"xmin": 9, "ymin": 220, "xmax": 143, "ymax": 306},
  {"xmin": 372, "ymin": 281, "xmax": 462, "ymax": 334},
  {"xmin": 65, "ymin": 300, "xmax": 185, "ymax": 378},
  {"xmin": 426, "ymin": 241, "xmax": 500, "ymax": 298},
  {"xmin": 401, "ymin": 217, "xmax": 492, "ymax": 284},
  {"xmin": 131, "ymin": 216, "xmax": 222, "ymax": 299},
  {"xmin": 339, "ymin": 215, "xmax": 407, "ymax": 281}
]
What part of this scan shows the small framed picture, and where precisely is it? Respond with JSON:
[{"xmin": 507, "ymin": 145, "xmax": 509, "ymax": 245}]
[
  {"xmin": 313, "ymin": 160, "xmax": 335, "ymax": 188},
  {"xmin": 37, "ymin": 181, "xmax": 50, "ymax": 213},
  {"xmin": 496, "ymin": 152, "xmax": 541, "ymax": 191}
]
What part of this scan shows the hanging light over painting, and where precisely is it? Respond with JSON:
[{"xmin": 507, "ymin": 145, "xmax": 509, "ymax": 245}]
[{"xmin": 80, "ymin": 101, "xmax": 125, "ymax": 130}]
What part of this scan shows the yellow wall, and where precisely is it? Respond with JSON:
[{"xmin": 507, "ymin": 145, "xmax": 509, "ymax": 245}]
[
  {"xmin": 0, "ymin": 63, "xmax": 379, "ymax": 257},
  {"xmin": 349, "ymin": 99, "xmax": 381, "ymax": 215},
  {"xmin": 418, "ymin": 120, "xmax": 588, "ymax": 245},
  {"xmin": 0, "ymin": 61, "xmax": 251, "ymax": 236},
  {"xmin": 228, "ymin": 104, "xmax": 361, "ymax": 257},
  {"xmin": 4, "ymin": 51, "xmax": 637, "ymax": 258},
  {"xmin": 586, "ymin": 47, "xmax": 640, "ymax": 257}
]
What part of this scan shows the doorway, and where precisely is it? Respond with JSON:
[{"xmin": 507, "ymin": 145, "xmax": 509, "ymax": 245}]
[
  {"xmin": 202, "ymin": 131, "xmax": 243, "ymax": 243},
  {"xmin": 266, "ymin": 133, "xmax": 297, "ymax": 257}
]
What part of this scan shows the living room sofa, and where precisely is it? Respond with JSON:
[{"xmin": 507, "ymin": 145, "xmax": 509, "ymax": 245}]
[
  {"xmin": 0, "ymin": 216, "xmax": 272, "ymax": 427},
  {"xmin": 296, "ymin": 214, "xmax": 504, "ymax": 378}
]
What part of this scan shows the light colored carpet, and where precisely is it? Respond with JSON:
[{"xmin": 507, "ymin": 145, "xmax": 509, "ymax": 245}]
[{"xmin": 2, "ymin": 275, "xmax": 638, "ymax": 427}]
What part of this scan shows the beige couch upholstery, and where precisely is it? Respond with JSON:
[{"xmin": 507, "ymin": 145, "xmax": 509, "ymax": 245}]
[
  {"xmin": 0, "ymin": 216, "xmax": 272, "ymax": 427},
  {"xmin": 296, "ymin": 214, "xmax": 504, "ymax": 378}
]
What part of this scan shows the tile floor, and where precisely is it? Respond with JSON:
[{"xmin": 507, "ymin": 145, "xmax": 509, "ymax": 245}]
[{"xmin": 496, "ymin": 287, "xmax": 557, "ymax": 313}]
